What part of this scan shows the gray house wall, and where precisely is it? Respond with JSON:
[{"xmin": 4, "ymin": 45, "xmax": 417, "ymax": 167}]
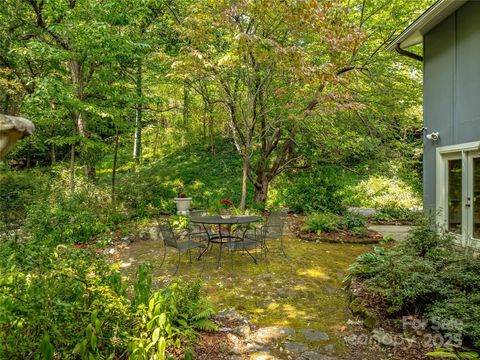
[{"xmin": 423, "ymin": 0, "xmax": 480, "ymax": 210}]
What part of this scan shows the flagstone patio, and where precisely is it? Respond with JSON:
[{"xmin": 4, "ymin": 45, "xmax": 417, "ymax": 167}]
[{"xmin": 110, "ymin": 223, "xmax": 373, "ymax": 359}]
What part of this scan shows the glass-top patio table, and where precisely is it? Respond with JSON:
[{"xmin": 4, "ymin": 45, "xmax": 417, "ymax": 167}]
[{"xmin": 190, "ymin": 215, "xmax": 262, "ymax": 267}]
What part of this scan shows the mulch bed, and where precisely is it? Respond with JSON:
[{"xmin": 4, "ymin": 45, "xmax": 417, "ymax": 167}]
[{"xmin": 298, "ymin": 229, "xmax": 383, "ymax": 244}]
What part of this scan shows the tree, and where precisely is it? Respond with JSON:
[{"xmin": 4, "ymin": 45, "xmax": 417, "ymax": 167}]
[{"xmin": 176, "ymin": 0, "xmax": 364, "ymax": 205}]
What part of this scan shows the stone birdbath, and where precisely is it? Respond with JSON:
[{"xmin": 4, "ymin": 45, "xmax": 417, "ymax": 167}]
[{"xmin": 0, "ymin": 114, "xmax": 35, "ymax": 158}]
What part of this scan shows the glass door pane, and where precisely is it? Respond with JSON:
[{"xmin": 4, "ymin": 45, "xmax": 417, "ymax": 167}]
[
  {"xmin": 448, "ymin": 159, "xmax": 462, "ymax": 234},
  {"xmin": 472, "ymin": 158, "xmax": 480, "ymax": 239}
]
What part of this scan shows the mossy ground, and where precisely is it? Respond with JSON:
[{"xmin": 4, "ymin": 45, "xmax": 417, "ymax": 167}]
[{"xmin": 114, "ymin": 232, "xmax": 371, "ymax": 354}]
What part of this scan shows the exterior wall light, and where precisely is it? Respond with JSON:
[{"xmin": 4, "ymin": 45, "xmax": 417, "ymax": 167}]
[{"xmin": 426, "ymin": 132, "xmax": 440, "ymax": 142}]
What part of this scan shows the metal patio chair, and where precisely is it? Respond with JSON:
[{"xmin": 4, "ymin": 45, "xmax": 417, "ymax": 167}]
[
  {"xmin": 187, "ymin": 208, "xmax": 210, "ymax": 242},
  {"xmin": 265, "ymin": 211, "xmax": 287, "ymax": 257},
  {"xmin": 157, "ymin": 220, "xmax": 206, "ymax": 274},
  {"xmin": 225, "ymin": 221, "xmax": 260, "ymax": 264}
]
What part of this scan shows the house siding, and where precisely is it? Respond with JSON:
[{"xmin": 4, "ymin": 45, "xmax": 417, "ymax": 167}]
[{"xmin": 423, "ymin": 0, "xmax": 480, "ymax": 210}]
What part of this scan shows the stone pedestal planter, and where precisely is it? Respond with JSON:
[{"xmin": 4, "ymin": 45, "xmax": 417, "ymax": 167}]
[{"xmin": 174, "ymin": 197, "xmax": 192, "ymax": 214}]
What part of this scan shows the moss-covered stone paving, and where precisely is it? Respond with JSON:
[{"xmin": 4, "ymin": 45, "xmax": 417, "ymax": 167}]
[{"xmin": 113, "ymin": 232, "xmax": 371, "ymax": 356}]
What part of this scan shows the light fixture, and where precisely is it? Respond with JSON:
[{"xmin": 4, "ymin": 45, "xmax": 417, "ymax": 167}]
[{"xmin": 426, "ymin": 132, "xmax": 440, "ymax": 142}]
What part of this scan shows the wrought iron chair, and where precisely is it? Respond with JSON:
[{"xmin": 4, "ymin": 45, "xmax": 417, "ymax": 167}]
[
  {"xmin": 225, "ymin": 221, "xmax": 260, "ymax": 264},
  {"xmin": 157, "ymin": 220, "xmax": 206, "ymax": 274},
  {"xmin": 265, "ymin": 211, "xmax": 287, "ymax": 257},
  {"xmin": 187, "ymin": 208, "xmax": 210, "ymax": 242}
]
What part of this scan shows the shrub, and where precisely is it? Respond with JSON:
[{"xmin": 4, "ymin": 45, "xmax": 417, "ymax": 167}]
[
  {"xmin": 372, "ymin": 207, "xmax": 419, "ymax": 223},
  {"xmin": 348, "ymin": 175, "xmax": 421, "ymax": 209},
  {"xmin": 25, "ymin": 190, "xmax": 115, "ymax": 244},
  {"xmin": 272, "ymin": 166, "xmax": 347, "ymax": 214},
  {"xmin": 345, "ymin": 215, "xmax": 366, "ymax": 229},
  {"xmin": 0, "ymin": 237, "xmax": 216, "ymax": 359},
  {"xmin": 0, "ymin": 170, "xmax": 49, "ymax": 231},
  {"xmin": 348, "ymin": 223, "xmax": 480, "ymax": 347},
  {"xmin": 302, "ymin": 213, "xmax": 341, "ymax": 233}
]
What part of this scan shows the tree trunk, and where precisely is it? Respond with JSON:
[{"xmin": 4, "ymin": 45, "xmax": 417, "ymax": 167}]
[
  {"xmin": 111, "ymin": 128, "xmax": 119, "ymax": 207},
  {"xmin": 69, "ymin": 58, "xmax": 95, "ymax": 180},
  {"xmin": 69, "ymin": 144, "xmax": 75, "ymax": 194},
  {"xmin": 240, "ymin": 156, "xmax": 248, "ymax": 210},
  {"xmin": 133, "ymin": 59, "xmax": 143, "ymax": 164},
  {"xmin": 254, "ymin": 176, "xmax": 269, "ymax": 204},
  {"xmin": 51, "ymin": 144, "xmax": 56, "ymax": 165},
  {"xmin": 153, "ymin": 116, "xmax": 160, "ymax": 157}
]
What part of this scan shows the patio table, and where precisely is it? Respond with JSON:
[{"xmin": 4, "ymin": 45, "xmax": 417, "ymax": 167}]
[{"xmin": 191, "ymin": 215, "xmax": 262, "ymax": 267}]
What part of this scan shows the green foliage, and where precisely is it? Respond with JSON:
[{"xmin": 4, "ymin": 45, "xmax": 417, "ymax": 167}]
[
  {"xmin": 345, "ymin": 215, "xmax": 366, "ymax": 230},
  {"xmin": 0, "ymin": 170, "xmax": 49, "ymax": 231},
  {"xmin": 348, "ymin": 223, "xmax": 480, "ymax": 347},
  {"xmin": 427, "ymin": 348, "xmax": 480, "ymax": 359},
  {"xmin": 372, "ymin": 207, "xmax": 419, "ymax": 223},
  {"xmin": 130, "ymin": 281, "xmax": 217, "ymax": 359},
  {"xmin": 0, "ymin": 236, "xmax": 216, "ymax": 359},
  {"xmin": 302, "ymin": 213, "xmax": 341, "ymax": 234},
  {"xmin": 273, "ymin": 166, "xmax": 348, "ymax": 214},
  {"xmin": 25, "ymin": 190, "xmax": 117, "ymax": 244},
  {"xmin": 348, "ymin": 175, "xmax": 421, "ymax": 209}
]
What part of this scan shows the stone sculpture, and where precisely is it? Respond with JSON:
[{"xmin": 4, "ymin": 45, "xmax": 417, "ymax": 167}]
[{"xmin": 0, "ymin": 114, "xmax": 35, "ymax": 158}]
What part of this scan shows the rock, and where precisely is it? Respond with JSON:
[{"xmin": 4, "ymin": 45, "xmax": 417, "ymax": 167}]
[
  {"xmin": 233, "ymin": 324, "xmax": 251, "ymax": 338},
  {"xmin": 216, "ymin": 309, "xmax": 246, "ymax": 322},
  {"xmin": 300, "ymin": 329, "xmax": 329, "ymax": 342},
  {"xmin": 251, "ymin": 355, "xmax": 279, "ymax": 360},
  {"xmin": 245, "ymin": 341, "xmax": 270, "ymax": 353},
  {"xmin": 323, "ymin": 344, "xmax": 335, "ymax": 353},
  {"xmin": 219, "ymin": 327, "xmax": 232, "ymax": 332},
  {"xmin": 227, "ymin": 333, "xmax": 243, "ymax": 354},
  {"xmin": 371, "ymin": 328, "xmax": 395, "ymax": 347},
  {"xmin": 254, "ymin": 326, "xmax": 296, "ymax": 343},
  {"xmin": 283, "ymin": 341, "xmax": 308, "ymax": 354},
  {"xmin": 297, "ymin": 351, "xmax": 335, "ymax": 360},
  {"xmin": 227, "ymin": 356, "xmax": 243, "ymax": 360},
  {"xmin": 348, "ymin": 297, "xmax": 378, "ymax": 329}
]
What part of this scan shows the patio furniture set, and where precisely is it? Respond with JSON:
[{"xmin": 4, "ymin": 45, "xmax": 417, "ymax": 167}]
[{"xmin": 157, "ymin": 210, "xmax": 287, "ymax": 273}]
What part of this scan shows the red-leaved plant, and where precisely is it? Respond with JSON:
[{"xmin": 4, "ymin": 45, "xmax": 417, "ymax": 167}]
[
  {"xmin": 220, "ymin": 198, "xmax": 234, "ymax": 208},
  {"xmin": 178, "ymin": 193, "xmax": 187, "ymax": 198}
]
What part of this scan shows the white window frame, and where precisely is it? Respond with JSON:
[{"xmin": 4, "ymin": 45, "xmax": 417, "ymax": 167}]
[{"xmin": 436, "ymin": 141, "xmax": 480, "ymax": 246}]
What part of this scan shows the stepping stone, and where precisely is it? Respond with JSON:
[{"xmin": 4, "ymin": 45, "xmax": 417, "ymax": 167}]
[
  {"xmin": 300, "ymin": 329, "xmax": 329, "ymax": 341},
  {"xmin": 232, "ymin": 324, "xmax": 251, "ymax": 338},
  {"xmin": 245, "ymin": 341, "xmax": 270, "ymax": 353},
  {"xmin": 297, "ymin": 351, "xmax": 335, "ymax": 360},
  {"xmin": 324, "ymin": 344, "xmax": 335, "ymax": 353},
  {"xmin": 254, "ymin": 326, "xmax": 296, "ymax": 343},
  {"xmin": 283, "ymin": 341, "xmax": 308, "ymax": 354}
]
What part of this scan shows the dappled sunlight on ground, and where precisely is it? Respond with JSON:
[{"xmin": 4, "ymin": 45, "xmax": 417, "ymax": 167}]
[{"xmin": 113, "ymin": 233, "xmax": 371, "ymax": 354}]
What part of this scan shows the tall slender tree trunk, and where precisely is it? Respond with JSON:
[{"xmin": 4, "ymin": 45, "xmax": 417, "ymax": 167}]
[
  {"xmin": 50, "ymin": 144, "xmax": 56, "ymax": 165},
  {"xmin": 111, "ymin": 128, "xmax": 119, "ymax": 207},
  {"xmin": 69, "ymin": 58, "xmax": 94, "ymax": 180},
  {"xmin": 153, "ymin": 116, "xmax": 161, "ymax": 157},
  {"xmin": 69, "ymin": 144, "xmax": 75, "ymax": 194},
  {"xmin": 240, "ymin": 155, "xmax": 249, "ymax": 210},
  {"xmin": 133, "ymin": 59, "xmax": 143, "ymax": 164}
]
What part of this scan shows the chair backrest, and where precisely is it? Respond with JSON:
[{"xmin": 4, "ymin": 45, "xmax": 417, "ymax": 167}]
[
  {"xmin": 158, "ymin": 222, "xmax": 178, "ymax": 248},
  {"xmin": 265, "ymin": 213, "xmax": 286, "ymax": 239},
  {"xmin": 190, "ymin": 208, "xmax": 208, "ymax": 217}
]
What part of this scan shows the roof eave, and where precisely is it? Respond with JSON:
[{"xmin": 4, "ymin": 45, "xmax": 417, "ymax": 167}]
[{"xmin": 386, "ymin": 0, "xmax": 468, "ymax": 51}]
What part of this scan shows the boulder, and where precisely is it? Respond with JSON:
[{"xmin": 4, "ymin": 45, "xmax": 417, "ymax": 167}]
[{"xmin": 0, "ymin": 114, "xmax": 34, "ymax": 158}]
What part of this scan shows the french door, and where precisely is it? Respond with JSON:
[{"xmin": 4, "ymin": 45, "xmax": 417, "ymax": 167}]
[{"xmin": 438, "ymin": 143, "xmax": 480, "ymax": 246}]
